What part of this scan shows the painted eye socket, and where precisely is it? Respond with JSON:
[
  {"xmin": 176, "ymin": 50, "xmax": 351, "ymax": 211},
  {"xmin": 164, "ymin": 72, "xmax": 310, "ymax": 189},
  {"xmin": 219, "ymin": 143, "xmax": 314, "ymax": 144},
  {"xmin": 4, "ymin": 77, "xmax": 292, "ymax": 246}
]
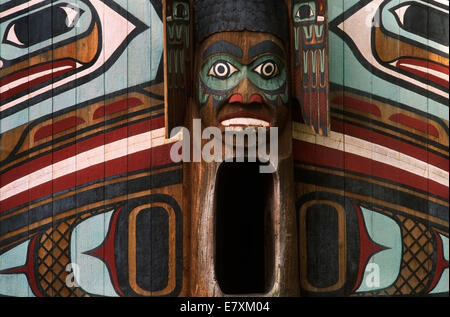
[
  {"xmin": 253, "ymin": 61, "xmax": 279, "ymax": 79},
  {"xmin": 173, "ymin": 2, "xmax": 189, "ymax": 20},
  {"xmin": 208, "ymin": 61, "xmax": 238, "ymax": 79},
  {"xmin": 296, "ymin": 4, "xmax": 315, "ymax": 20},
  {"xmin": 3, "ymin": 4, "xmax": 84, "ymax": 47},
  {"xmin": 391, "ymin": 3, "xmax": 449, "ymax": 46}
]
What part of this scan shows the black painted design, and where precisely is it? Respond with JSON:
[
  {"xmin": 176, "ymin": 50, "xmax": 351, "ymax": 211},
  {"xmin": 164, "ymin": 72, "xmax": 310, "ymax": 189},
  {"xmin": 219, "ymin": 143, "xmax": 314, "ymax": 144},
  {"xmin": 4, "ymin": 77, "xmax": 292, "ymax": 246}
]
[
  {"xmin": 248, "ymin": 40, "xmax": 285, "ymax": 59},
  {"xmin": 194, "ymin": 0, "xmax": 289, "ymax": 43},
  {"xmin": 202, "ymin": 41, "xmax": 243, "ymax": 59}
]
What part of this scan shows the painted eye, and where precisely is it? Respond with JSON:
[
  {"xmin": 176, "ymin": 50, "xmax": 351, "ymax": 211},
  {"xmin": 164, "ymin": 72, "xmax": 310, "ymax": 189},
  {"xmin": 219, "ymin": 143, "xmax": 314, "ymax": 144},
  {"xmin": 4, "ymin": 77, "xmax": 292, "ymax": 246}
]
[
  {"xmin": 4, "ymin": 24, "xmax": 25, "ymax": 46},
  {"xmin": 208, "ymin": 61, "xmax": 238, "ymax": 79},
  {"xmin": 175, "ymin": 4, "xmax": 187, "ymax": 18},
  {"xmin": 173, "ymin": 2, "xmax": 189, "ymax": 21},
  {"xmin": 3, "ymin": 4, "xmax": 84, "ymax": 47},
  {"xmin": 392, "ymin": 3, "xmax": 449, "ymax": 46},
  {"xmin": 253, "ymin": 61, "xmax": 279, "ymax": 79},
  {"xmin": 296, "ymin": 4, "xmax": 315, "ymax": 20}
]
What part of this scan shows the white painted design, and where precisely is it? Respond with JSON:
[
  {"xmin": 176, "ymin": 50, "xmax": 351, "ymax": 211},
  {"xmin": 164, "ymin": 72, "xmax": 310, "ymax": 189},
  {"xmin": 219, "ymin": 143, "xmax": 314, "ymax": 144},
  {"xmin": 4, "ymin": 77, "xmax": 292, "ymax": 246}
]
[
  {"xmin": 337, "ymin": 0, "xmax": 448, "ymax": 100},
  {"xmin": 0, "ymin": 0, "xmax": 135, "ymax": 112},
  {"xmin": 293, "ymin": 123, "xmax": 449, "ymax": 187},
  {"xmin": 393, "ymin": 5, "xmax": 411, "ymax": 26},
  {"xmin": 390, "ymin": 61, "xmax": 449, "ymax": 82},
  {"xmin": 61, "ymin": 5, "xmax": 81, "ymax": 28},
  {"xmin": 0, "ymin": 127, "xmax": 181, "ymax": 202},
  {"xmin": 0, "ymin": 65, "xmax": 75, "ymax": 94},
  {"xmin": 221, "ymin": 118, "xmax": 270, "ymax": 128},
  {"xmin": 0, "ymin": 0, "xmax": 46, "ymax": 19},
  {"xmin": 5, "ymin": 24, "xmax": 25, "ymax": 46}
]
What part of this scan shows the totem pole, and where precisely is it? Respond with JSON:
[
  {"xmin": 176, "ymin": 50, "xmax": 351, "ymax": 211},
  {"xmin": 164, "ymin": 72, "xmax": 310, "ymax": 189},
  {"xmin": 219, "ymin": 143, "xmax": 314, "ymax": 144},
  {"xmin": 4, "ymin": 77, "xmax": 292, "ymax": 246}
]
[
  {"xmin": 1, "ymin": 0, "xmax": 447, "ymax": 298},
  {"xmin": 163, "ymin": 0, "xmax": 329, "ymax": 296}
]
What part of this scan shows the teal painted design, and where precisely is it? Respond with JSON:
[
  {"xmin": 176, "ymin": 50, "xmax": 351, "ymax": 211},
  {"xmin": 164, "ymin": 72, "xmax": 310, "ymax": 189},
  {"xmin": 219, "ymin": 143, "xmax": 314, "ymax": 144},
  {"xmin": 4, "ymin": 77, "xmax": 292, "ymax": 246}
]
[
  {"xmin": 70, "ymin": 210, "xmax": 119, "ymax": 297},
  {"xmin": 199, "ymin": 53, "xmax": 287, "ymax": 107},
  {"xmin": 0, "ymin": 0, "xmax": 163, "ymax": 134},
  {"xmin": 328, "ymin": 1, "xmax": 449, "ymax": 120},
  {"xmin": 356, "ymin": 207, "xmax": 402, "ymax": 292},
  {"xmin": 380, "ymin": 0, "xmax": 448, "ymax": 53},
  {"xmin": 429, "ymin": 233, "xmax": 449, "ymax": 294},
  {"xmin": 0, "ymin": 240, "xmax": 35, "ymax": 297},
  {"xmin": 198, "ymin": 83, "xmax": 210, "ymax": 106},
  {"xmin": 329, "ymin": 31, "xmax": 448, "ymax": 120},
  {"xmin": 293, "ymin": 1, "xmax": 317, "ymax": 23},
  {"xmin": 0, "ymin": 1, "xmax": 93, "ymax": 60}
]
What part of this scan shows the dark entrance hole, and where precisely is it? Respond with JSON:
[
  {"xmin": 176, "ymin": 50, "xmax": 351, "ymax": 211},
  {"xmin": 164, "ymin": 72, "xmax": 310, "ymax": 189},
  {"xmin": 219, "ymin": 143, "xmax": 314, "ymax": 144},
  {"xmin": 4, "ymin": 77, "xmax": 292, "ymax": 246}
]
[{"xmin": 215, "ymin": 161, "xmax": 275, "ymax": 294}]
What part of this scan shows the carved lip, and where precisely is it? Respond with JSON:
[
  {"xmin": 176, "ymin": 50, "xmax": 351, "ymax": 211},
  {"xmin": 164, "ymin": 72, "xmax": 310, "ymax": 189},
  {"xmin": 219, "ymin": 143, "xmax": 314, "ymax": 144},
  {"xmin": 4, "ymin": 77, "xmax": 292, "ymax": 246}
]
[
  {"xmin": 0, "ymin": 59, "xmax": 79, "ymax": 102},
  {"xmin": 392, "ymin": 58, "xmax": 449, "ymax": 88},
  {"xmin": 218, "ymin": 112, "xmax": 272, "ymax": 127}
]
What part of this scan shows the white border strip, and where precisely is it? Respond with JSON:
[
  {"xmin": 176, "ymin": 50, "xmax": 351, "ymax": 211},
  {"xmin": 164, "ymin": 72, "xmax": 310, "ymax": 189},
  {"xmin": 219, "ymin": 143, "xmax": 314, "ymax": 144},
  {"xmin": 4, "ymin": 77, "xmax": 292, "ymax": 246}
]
[
  {"xmin": 0, "ymin": 0, "xmax": 45, "ymax": 19},
  {"xmin": 0, "ymin": 128, "xmax": 181, "ymax": 202},
  {"xmin": 293, "ymin": 122, "xmax": 449, "ymax": 187}
]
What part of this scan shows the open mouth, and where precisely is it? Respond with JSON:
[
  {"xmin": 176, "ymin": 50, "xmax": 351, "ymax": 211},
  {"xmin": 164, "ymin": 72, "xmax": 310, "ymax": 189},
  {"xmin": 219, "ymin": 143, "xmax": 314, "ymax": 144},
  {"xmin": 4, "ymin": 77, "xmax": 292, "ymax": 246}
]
[
  {"xmin": 0, "ymin": 59, "xmax": 80, "ymax": 102},
  {"xmin": 215, "ymin": 161, "xmax": 275, "ymax": 294},
  {"xmin": 392, "ymin": 58, "xmax": 449, "ymax": 89},
  {"xmin": 218, "ymin": 112, "xmax": 272, "ymax": 131}
]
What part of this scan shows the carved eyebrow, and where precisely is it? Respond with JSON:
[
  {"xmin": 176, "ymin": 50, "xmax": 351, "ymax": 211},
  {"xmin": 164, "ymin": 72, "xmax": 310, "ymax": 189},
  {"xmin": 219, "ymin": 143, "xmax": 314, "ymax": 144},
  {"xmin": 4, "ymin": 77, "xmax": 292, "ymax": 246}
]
[
  {"xmin": 202, "ymin": 41, "xmax": 243, "ymax": 59},
  {"xmin": 249, "ymin": 41, "xmax": 284, "ymax": 59}
]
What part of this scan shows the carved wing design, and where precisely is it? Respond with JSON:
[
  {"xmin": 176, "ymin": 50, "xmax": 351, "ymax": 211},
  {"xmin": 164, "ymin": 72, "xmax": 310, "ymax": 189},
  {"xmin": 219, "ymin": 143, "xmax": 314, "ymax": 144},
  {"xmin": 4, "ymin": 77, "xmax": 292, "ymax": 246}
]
[
  {"xmin": 163, "ymin": 0, "xmax": 193, "ymax": 136},
  {"xmin": 291, "ymin": 0, "xmax": 329, "ymax": 135}
]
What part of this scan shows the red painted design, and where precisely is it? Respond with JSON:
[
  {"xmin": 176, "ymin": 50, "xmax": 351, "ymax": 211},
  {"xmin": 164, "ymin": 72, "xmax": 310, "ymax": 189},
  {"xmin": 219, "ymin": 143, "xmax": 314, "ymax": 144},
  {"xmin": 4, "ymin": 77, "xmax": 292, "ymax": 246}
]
[
  {"xmin": 311, "ymin": 91, "xmax": 319, "ymax": 132},
  {"xmin": 427, "ymin": 230, "xmax": 449, "ymax": 293},
  {"xmin": 0, "ymin": 60, "xmax": 76, "ymax": 101},
  {"xmin": 332, "ymin": 96, "xmax": 381, "ymax": 117},
  {"xmin": 0, "ymin": 235, "xmax": 43, "ymax": 297},
  {"xmin": 93, "ymin": 98, "xmax": 144, "ymax": 119},
  {"xmin": 293, "ymin": 140, "xmax": 449, "ymax": 200},
  {"xmin": 352, "ymin": 203, "xmax": 387, "ymax": 291},
  {"xmin": 389, "ymin": 113, "xmax": 440, "ymax": 138},
  {"xmin": 331, "ymin": 119, "xmax": 448, "ymax": 172},
  {"xmin": 87, "ymin": 207, "xmax": 125, "ymax": 296},
  {"xmin": 319, "ymin": 89, "xmax": 328, "ymax": 135},
  {"xmin": 1, "ymin": 116, "xmax": 165, "ymax": 187},
  {"xmin": 34, "ymin": 116, "xmax": 85, "ymax": 142},
  {"xmin": 0, "ymin": 144, "xmax": 174, "ymax": 213},
  {"xmin": 229, "ymin": 94, "xmax": 243, "ymax": 104},
  {"xmin": 396, "ymin": 58, "xmax": 449, "ymax": 88},
  {"xmin": 249, "ymin": 94, "xmax": 263, "ymax": 104}
]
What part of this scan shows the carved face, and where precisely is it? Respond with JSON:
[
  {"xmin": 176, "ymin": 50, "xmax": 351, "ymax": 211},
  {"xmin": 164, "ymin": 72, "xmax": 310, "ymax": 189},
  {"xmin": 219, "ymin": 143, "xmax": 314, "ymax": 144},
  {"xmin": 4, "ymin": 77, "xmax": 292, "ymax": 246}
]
[{"xmin": 196, "ymin": 31, "xmax": 289, "ymax": 132}]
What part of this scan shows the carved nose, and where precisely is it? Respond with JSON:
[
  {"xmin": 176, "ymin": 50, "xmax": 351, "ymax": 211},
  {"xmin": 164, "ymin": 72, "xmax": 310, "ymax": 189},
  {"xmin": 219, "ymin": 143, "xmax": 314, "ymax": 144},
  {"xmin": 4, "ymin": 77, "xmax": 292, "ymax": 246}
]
[{"xmin": 229, "ymin": 78, "xmax": 265, "ymax": 104}]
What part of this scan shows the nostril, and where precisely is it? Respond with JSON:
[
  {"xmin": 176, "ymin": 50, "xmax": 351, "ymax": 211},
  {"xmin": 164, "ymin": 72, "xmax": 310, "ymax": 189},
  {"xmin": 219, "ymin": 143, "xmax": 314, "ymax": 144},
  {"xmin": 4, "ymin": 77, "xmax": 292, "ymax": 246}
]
[
  {"xmin": 229, "ymin": 94, "xmax": 243, "ymax": 103},
  {"xmin": 250, "ymin": 94, "xmax": 263, "ymax": 104}
]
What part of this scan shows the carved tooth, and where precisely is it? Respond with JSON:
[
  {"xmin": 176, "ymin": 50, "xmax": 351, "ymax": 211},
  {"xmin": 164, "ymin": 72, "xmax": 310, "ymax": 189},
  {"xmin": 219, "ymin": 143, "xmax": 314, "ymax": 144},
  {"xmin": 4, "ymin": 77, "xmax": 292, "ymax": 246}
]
[
  {"xmin": 221, "ymin": 118, "xmax": 270, "ymax": 127},
  {"xmin": 225, "ymin": 126, "xmax": 244, "ymax": 132}
]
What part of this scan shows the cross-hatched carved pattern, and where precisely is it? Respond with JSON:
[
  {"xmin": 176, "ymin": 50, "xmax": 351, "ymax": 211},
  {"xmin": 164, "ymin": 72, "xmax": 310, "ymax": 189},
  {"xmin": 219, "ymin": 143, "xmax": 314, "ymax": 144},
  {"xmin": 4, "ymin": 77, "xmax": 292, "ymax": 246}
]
[
  {"xmin": 354, "ymin": 214, "xmax": 435, "ymax": 296},
  {"xmin": 36, "ymin": 208, "xmax": 116, "ymax": 297},
  {"xmin": 37, "ymin": 218, "xmax": 88, "ymax": 297}
]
